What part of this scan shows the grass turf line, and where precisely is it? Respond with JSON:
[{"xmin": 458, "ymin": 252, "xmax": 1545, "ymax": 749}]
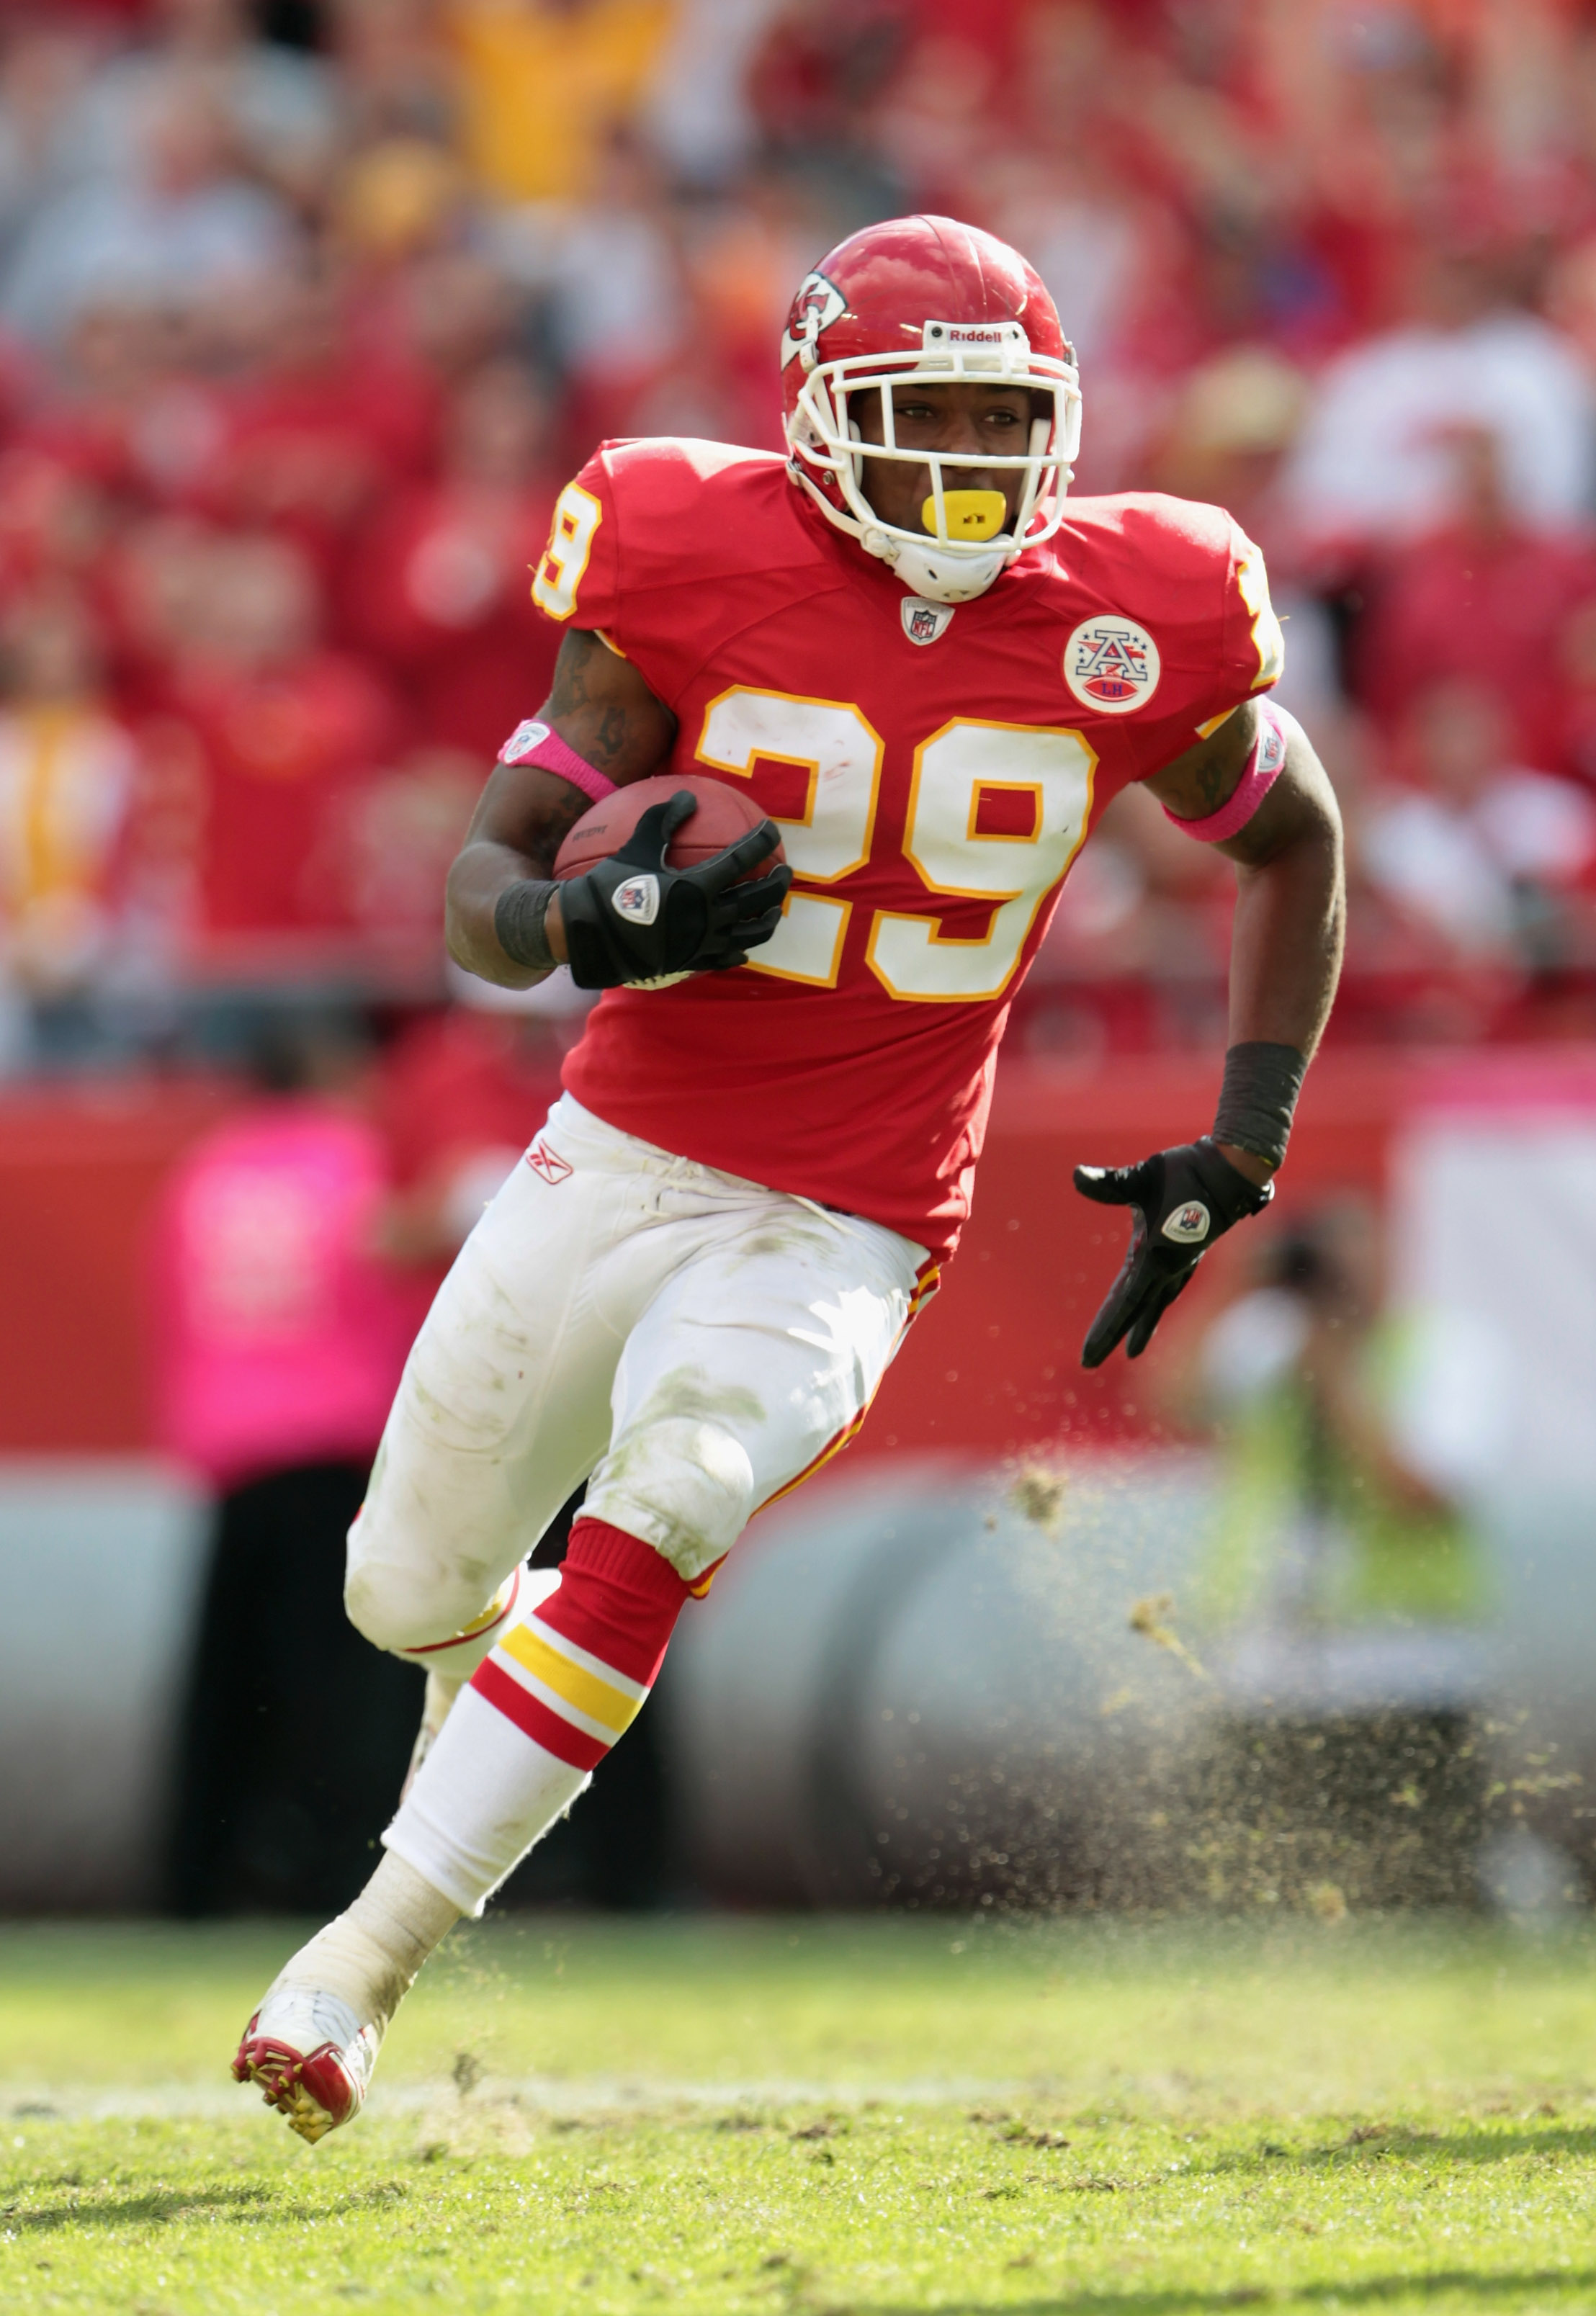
[{"xmin": 2, "ymin": 1914, "xmax": 1596, "ymax": 2312}]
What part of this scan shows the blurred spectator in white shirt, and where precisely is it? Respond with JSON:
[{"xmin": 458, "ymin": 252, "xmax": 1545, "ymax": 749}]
[
  {"xmin": 643, "ymin": 0, "xmax": 785, "ymax": 187},
  {"xmin": 1, "ymin": 68, "xmax": 292, "ymax": 346},
  {"xmin": 1283, "ymin": 244, "xmax": 1596, "ymax": 569},
  {"xmin": 545, "ymin": 129, "xmax": 681, "ymax": 370},
  {"xmin": 67, "ymin": 0, "xmax": 339, "ymax": 207},
  {"xmin": 982, "ymin": 153, "xmax": 1147, "ymax": 378},
  {"xmin": 0, "ymin": 18, "xmax": 99, "ymax": 278},
  {"xmin": 1360, "ymin": 676, "xmax": 1596, "ymax": 961}
]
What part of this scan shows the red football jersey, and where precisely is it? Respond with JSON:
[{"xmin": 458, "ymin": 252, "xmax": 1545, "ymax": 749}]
[{"xmin": 542, "ymin": 439, "xmax": 1283, "ymax": 1258}]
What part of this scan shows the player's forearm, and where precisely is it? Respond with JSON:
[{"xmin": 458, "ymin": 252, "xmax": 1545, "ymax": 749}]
[
  {"xmin": 1222, "ymin": 735, "xmax": 1345, "ymax": 1061},
  {"xmin": 1208, "ymin": 733, "xmax": 1343, "ymax": 1187},
  {"xmin": 445, "ymin": 759, "xmax": 594, "ymax": 986},
  {"xmin": 444, "ymin": 639, "xmax": 678, "ymax": 989},
  {"xmin": 445, "ymin": 843, "xmax": 569, "ymax": 987}
]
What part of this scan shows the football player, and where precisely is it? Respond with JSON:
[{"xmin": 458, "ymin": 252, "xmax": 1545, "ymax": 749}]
[{"xmin": 234, "ymin": 215, "xmax": 1343, "ymax": 2139}]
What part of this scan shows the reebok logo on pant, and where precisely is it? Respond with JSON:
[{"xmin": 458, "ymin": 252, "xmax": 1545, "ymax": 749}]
[{"xmin": 525, "ymin": 1140, "xmax": 573, "ymax": 1185}]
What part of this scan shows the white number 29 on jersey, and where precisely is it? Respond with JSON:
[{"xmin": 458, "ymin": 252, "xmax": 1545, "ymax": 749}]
[{"xmin": 697, "ymin": 687, "xmax": 1095, "ymax": 1003}]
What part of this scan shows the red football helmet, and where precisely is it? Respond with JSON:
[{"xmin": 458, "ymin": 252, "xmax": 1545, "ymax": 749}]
[{"xmin": 781, "ymin": 214, "xmax": 1080, "ymax": 604}]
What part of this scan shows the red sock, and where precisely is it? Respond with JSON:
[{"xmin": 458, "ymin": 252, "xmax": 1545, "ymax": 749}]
[
  {"xmin": 542, "ymin": 1517, "xmax": 694, "ymax": 1686},
  {"xmin": 469, "ymin": 1517, "xmax": 691, "ymax": 1769}
]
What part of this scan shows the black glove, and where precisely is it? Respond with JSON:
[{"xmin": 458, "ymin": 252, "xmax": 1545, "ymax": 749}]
[
  {"xmin": 559, "ymin": 790, "xmax": 792, "ymax": 991},
  {"xmin": 1074, "ymin": 1138, "xmax": 1273, "ymax": 1368}
]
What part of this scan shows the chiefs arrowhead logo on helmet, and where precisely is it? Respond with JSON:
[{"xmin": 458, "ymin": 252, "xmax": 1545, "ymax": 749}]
[
  {"xmin": 780, "ymin": 215, "xmax": 1082, "ymax": 609},
  {"xmin": 780, "ymin": 271, "xmax": 848, "ymax": 373}
]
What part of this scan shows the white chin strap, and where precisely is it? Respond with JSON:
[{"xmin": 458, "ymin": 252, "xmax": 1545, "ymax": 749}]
[{"xmin": 861, "ymin": 525, "xmax": 1008, "ymax": 605}]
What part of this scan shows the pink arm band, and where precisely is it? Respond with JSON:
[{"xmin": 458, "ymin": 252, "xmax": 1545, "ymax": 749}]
[
  {"xmin": 496, "ymin": 717, "xmax": 617, "ymax": 807},
  {"xmin": 1162, "ymin": 699, "xmax": 1293, "ymax": 843}
]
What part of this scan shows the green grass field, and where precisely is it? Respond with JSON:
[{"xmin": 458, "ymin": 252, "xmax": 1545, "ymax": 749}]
[{"xmin": 4, "ymin": 1913, "xmax": 1596, "ymax": 2313}]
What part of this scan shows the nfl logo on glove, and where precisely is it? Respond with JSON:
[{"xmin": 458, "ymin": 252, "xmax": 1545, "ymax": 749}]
[{"xmin": 610, "ymin": 875, "xmax": 660, "ymax": 925}]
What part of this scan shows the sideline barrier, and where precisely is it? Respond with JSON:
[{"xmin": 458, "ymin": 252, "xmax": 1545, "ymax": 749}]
[
  {"xmin": 0, "ymin": 1046, "xmax": 1579, "ymax": 1458},
  {"xmin": 0, "ymin": 1049, "xmax": 1427, "ymax": 1458}
]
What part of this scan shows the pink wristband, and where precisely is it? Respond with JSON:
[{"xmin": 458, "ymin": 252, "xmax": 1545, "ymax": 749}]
[
  {"xmin": 1163, "ymin": 699, "xmax": 1291, "ymax": 843},
  {"xmin": 497, "ymin": 718, "xmax": 616, "ymax": 807}
]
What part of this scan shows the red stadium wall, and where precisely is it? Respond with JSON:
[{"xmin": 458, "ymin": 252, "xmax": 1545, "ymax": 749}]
[
  {"xmin": 0, "ymin": 1080, "xmax": 236, "ymax": 1453},
  {"xmin": 0, "ymin": 1052, "xmax": 1420, "ymax": 1458},
  {"xmin": 859, "ymin": 1049, "xmax": 1409, "ymax": 1460}
]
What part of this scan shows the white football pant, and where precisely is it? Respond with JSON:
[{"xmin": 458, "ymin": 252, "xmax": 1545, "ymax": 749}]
[{"xmin": 345, "ymin": 1093, "xmax": 933, "ymax": 1672}]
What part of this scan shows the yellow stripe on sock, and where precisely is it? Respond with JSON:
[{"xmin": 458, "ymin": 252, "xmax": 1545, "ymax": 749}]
[{"xmin": 499, "ymin": 1622, "xmax": 642, "ymax": 1737}]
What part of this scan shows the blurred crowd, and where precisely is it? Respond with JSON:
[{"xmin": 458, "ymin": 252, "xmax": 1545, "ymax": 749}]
[{"xmin": 8, "ymin": 0, "xmax": 1596, "ymax": 1067}]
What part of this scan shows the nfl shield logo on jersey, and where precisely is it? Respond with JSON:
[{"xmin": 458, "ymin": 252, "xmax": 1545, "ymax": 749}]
[
  {"xmin": 901, "ymin": 596, "xmax": 956, "ymax": 647},
  {"xmin": 1063, "ymin": 616, "xmax": 1162, "ymax": 714}
]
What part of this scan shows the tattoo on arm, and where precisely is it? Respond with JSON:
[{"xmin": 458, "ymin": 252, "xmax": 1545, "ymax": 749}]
[
  {"xmin": 1191, "ymin": 748, "xmax": 1233, "ymax": 814},
  {"xmin": 547, "ymin": 631, "xmax": 599, "ymax": 721},
  {"xmin": 544, "ymin": 629, "xmax": 676, "ymax": 779},
  {"xmin": 596, "ymin": 701, "xmax": 628, "ymax": 768},
  {"xmin": 519, "ymin": 781, "xmax": 589, "ymax": 879},
  {"xmin": 1142, "ymin": 700, "xmax": 1258, "ymax": 824}
]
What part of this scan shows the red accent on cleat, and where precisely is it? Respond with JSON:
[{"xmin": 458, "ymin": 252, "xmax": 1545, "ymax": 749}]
[{"xmin": 232, "ymin": 2010, "xmax": 364, "ymax": 2144}]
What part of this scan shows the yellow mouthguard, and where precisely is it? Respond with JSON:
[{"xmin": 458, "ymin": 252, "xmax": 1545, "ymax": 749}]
[{"xmin": 923, "ymin": 489, "xmax": 1007, "ymax": 542}]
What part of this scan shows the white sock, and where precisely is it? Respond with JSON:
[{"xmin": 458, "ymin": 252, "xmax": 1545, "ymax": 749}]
[
  {"xmin": 383, "ymin": 1684, "xmax": 590, "ymax": 1917},
  {"xmin": 262, "ymin": 1851, "xmax": 462, "ymax": 2042}
]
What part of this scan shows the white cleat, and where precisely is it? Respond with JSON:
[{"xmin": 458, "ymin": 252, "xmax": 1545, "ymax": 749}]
[{"xmin": 232, "ymin": 1985, "xmax": 382, "ymax": 2143}]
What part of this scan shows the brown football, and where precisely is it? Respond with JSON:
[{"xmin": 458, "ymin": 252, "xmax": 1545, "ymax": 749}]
[{"xmin": 553, "ymin": 774, "xmax": 783, "ymax": 883}]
